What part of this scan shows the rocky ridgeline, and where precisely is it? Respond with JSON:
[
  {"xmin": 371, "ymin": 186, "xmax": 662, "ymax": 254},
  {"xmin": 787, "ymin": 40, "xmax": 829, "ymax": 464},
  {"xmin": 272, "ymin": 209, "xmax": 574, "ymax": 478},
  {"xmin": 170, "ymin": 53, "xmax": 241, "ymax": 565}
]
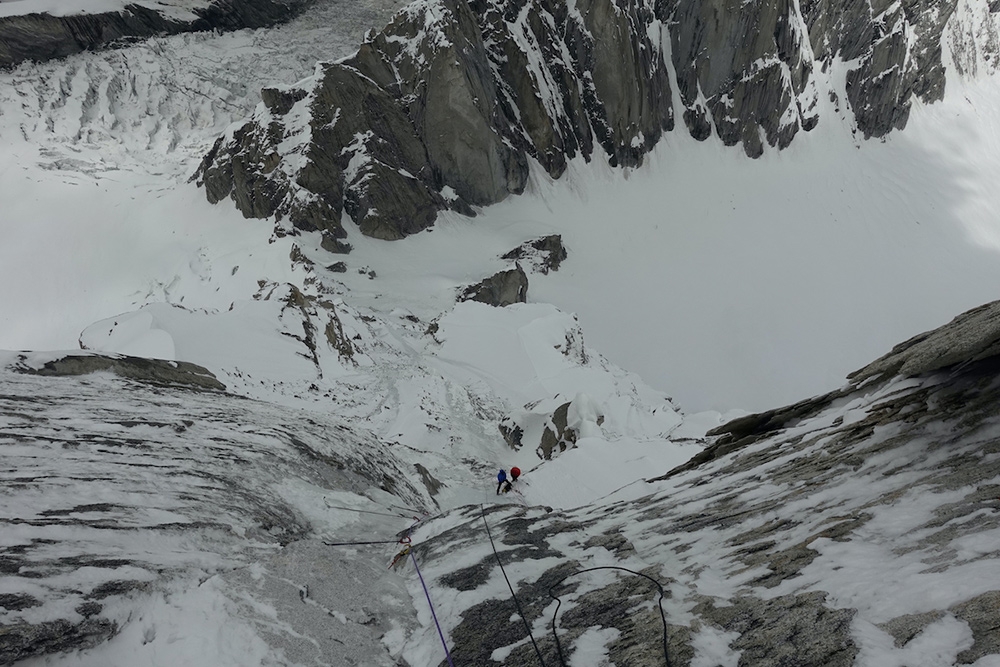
[
  {"xmin": 195, "ymin": 0, "xmax": 973, "ymax": 244},
  {"xmin": 0, "ymin": 0, "xmax": 309, "ymax": 70}
]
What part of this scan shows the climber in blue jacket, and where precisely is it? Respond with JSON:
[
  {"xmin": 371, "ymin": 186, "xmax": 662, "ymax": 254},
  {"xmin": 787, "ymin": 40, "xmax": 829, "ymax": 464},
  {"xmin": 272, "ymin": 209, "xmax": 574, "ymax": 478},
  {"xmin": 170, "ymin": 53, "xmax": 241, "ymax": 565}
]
[{"xmin": 496, "ymin": 469, "xmax": 510, "ymax": 495}]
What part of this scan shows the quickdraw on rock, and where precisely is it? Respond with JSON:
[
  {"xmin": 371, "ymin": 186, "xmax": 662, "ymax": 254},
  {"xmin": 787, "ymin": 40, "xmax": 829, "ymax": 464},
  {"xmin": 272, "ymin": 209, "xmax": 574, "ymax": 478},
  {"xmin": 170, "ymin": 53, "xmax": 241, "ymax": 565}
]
[{"xmin": 388, "ymin": 536, "xmax": 412, "ymax": 570}]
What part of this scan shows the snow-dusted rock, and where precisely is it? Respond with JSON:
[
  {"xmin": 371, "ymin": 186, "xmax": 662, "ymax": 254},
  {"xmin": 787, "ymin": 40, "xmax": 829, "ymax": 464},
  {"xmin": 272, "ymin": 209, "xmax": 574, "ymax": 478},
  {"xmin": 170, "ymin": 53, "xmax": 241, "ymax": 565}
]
[
  {"xmin": 197, "ymin": 0, "xmax": 973, "ymax": 237},
  {"xmin": 400, "ymin": 299, "xmax": 1000, "ymax": 665},
  {"xmin": 0, "ymin": 0, "xmax": 309, "ymax": 69},
  {"xmin": 458, "ymin": 264, "xmax": 529, "ymax": 307},
  {"xmin": 500, "ymin": 235, "xmax": 568, "ymax": 274},
  {"xmin": 802, "ymin": 0, "xmax": 959, "ymax": 138},
  {"xmin": 9, "ymin": 350, "xmax": 226, "ymax": 391},
  {"xmin": 195, "ymin": 0, "xmax": 671, "ymax": 240}
]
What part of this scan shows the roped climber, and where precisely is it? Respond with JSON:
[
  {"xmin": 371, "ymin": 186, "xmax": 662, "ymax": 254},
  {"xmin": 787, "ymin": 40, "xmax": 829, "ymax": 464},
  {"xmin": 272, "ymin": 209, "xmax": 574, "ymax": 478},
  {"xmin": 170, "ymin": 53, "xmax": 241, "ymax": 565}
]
[{"xmin": 497, "ymin": 469, "xmax": 510, "ymax": 495}]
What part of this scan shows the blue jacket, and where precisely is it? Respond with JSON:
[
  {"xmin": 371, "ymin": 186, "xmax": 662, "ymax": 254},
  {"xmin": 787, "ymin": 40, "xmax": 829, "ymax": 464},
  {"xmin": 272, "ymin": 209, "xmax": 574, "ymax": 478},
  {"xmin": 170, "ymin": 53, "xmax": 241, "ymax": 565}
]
[{"xmin": 497, "ymin": 469, "xmax": 507, "ymax": 483}]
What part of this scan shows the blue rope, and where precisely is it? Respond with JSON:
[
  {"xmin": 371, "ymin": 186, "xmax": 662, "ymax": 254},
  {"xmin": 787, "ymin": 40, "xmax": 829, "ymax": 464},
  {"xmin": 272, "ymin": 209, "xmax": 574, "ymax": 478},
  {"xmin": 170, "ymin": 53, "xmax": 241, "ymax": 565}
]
[{"xmin": 410, "ymin": 550, "xmax": 456, "ymax": 667}]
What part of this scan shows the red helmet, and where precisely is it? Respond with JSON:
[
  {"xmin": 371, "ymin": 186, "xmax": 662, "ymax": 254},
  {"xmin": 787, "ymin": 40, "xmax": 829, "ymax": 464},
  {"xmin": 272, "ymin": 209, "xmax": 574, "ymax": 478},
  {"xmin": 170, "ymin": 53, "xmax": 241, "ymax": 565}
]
[{"xmin": 510, "ymin": 466, "xmax": 521, "ymax": 479}]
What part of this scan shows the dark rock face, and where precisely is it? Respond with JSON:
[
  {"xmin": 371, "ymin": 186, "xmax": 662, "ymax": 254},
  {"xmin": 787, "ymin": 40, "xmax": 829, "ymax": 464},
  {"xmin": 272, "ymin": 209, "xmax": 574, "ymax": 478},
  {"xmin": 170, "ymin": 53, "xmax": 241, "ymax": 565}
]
[
  {"xmin": 197, "ymin": 0, "xmax": 961, "ymax": 240},
  {"xmin": 196, "ymin": 0, "xmax": 673, "ymax": 241},
  {"xmin": 459, "ymin": 265, "xmax": 529, "ymax": 307},
  {"xmin": 0, "ymin": 0, "xmax": 309, "ymax": 70},
  {"xmin": 801, "ymin": 0, "xmax": 958, "ymax": 137},
  {"xmin": 663, "ymin": 0, "xmax": 818, "ymax": 157}
]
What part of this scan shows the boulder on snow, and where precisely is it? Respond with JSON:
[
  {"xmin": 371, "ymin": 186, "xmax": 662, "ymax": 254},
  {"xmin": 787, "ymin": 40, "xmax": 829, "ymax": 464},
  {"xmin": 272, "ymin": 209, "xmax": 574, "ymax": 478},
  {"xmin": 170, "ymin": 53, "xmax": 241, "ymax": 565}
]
[
  {"xmin": 501, "ymin": 235, "xmax": 568, "ymax": 274},
  {"xmin": 459, "ymin": 265, "xmax": 529, "ymax": 307},
  {"xmin": 499, "ymin": 394, "xmax": 605, "ymax": 460}
]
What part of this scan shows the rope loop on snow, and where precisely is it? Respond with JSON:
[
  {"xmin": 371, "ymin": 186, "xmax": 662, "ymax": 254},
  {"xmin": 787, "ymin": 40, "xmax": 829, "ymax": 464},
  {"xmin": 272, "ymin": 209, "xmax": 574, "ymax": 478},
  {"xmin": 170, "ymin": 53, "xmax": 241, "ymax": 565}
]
[
  {"xmin": 480, "ymin": 504, "xmax": 548, "ymax": 667},
  {"xmin": 547, "ymin": 566, "xmax": 672, "ymax": 667}
]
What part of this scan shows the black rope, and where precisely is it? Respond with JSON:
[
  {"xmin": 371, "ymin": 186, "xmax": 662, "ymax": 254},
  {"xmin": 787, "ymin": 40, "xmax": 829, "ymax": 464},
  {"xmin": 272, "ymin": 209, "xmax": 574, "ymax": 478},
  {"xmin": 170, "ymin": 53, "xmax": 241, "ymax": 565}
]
[
  {"xmin": 323, "ymin": 502, "xmax": 413, "ymax": 519},
  {"xmin": 323, "ymin": 539, "xmax": 406, "ymax": 547},
  {"xmin": 388, "ymin": 502, "xmax": 425, "ymax": 515},
  {"xmin": 547, "ymin": 566, "xmax": 671, "ymax": 667},
  {"xmin": 480, "ymin": 504, "xmax": 547, "ymax": 667}
]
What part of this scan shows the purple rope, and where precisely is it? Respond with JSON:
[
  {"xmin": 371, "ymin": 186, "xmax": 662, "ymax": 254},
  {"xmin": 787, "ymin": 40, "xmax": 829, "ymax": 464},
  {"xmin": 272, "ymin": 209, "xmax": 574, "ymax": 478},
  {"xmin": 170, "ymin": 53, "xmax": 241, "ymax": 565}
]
[{"xmin": 410, "ymin": 550, "xmax": 456, "ymax": 667}]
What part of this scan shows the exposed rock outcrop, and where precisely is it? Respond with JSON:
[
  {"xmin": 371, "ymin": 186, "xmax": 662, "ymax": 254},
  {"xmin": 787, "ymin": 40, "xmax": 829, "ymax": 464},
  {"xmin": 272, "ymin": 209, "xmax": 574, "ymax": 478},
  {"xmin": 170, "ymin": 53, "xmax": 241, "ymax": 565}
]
[
  {"xmin": 196, "ymin": 0, "xmax": 672, "ymax": 240},
  {"xmin": 11, "ymin": 352, "xmax": 226, "ymax": 391},
  {"xmin": 0, "ymin": 0, "xmax": 309, "ymax": 69},
  {"xmin": 501, "ymin": 235, "xmax": 568, "ymax": 274},
  {"xmin": 499, "ymin": 393, "xmax": 605, "ymax": 459},
  {"xmin": 0, "ymin": 618, "xmax": 118, "ymax": 666},
  {"xmin": 662, "ymin": 298, "xmax": 1000, "ymax": 480},
  {"xmin": 849, "ymin": 298, "xmax": 1000, "ymax": 383},
  {"xmin": 459, "ymin": 264, "xmax": 529, "ymax": 307}
]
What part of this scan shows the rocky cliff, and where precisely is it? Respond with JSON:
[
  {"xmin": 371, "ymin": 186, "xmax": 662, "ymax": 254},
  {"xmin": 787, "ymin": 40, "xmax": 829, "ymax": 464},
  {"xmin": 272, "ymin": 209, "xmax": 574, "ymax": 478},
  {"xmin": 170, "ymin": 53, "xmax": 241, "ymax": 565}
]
[
  {"xmin": 0, "ymin": 0, "xmax": 309, "ymax": 69},
  {"xmin": 195, "ymin": 0, "xmax": 986, "ymax": 244}
]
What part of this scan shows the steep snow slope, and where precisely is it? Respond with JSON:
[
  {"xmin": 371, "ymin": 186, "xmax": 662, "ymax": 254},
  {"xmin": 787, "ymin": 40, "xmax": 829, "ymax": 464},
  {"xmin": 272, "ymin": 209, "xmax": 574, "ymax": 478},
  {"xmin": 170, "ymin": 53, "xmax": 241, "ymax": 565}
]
[{"xmin": 400, "ymin": 330, "xmax": 1000, "ymax": 666}]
